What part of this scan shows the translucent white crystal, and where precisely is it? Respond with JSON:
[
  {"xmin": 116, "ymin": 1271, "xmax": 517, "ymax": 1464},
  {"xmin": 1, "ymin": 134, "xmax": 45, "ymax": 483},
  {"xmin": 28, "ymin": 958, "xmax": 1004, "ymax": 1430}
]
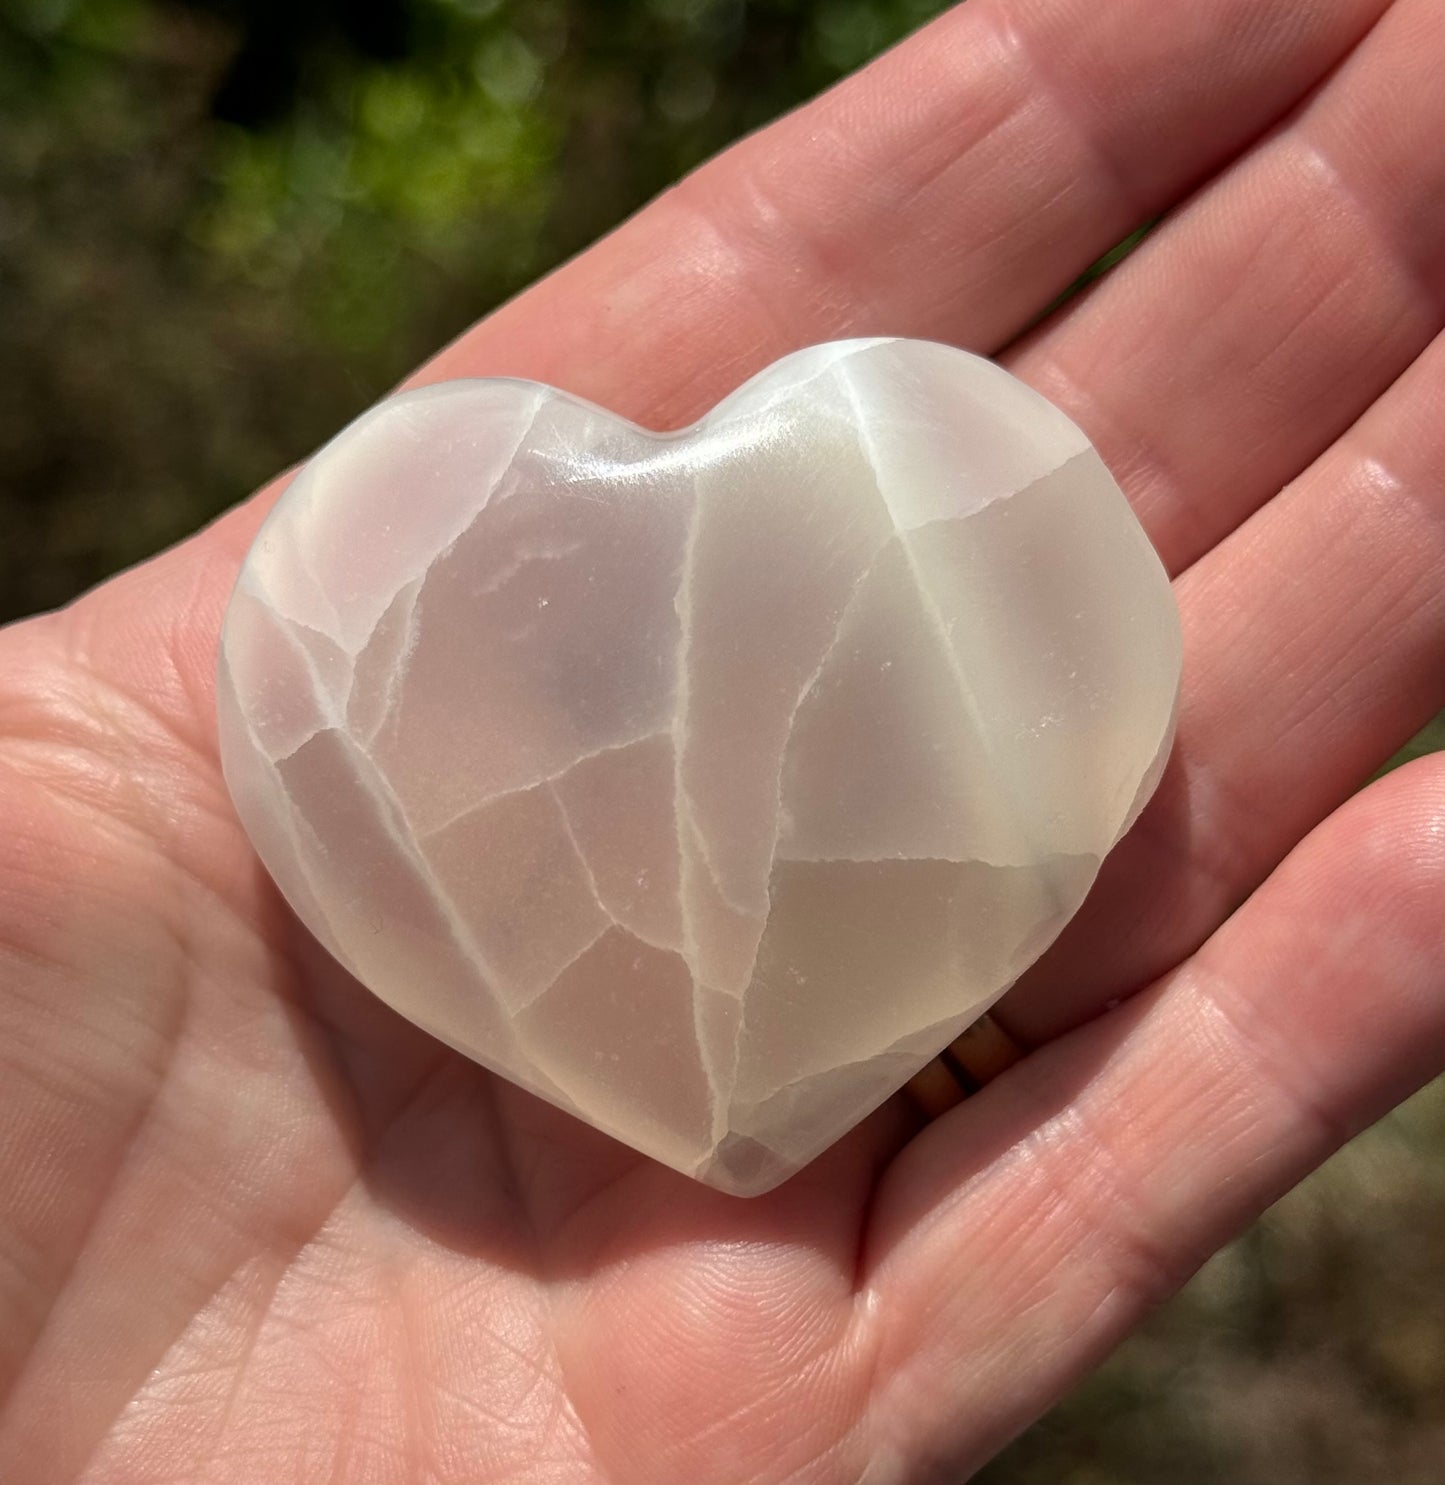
[{"xmin": 217, "ymin": 338, "xmax": 1182, "ymax": 1195}]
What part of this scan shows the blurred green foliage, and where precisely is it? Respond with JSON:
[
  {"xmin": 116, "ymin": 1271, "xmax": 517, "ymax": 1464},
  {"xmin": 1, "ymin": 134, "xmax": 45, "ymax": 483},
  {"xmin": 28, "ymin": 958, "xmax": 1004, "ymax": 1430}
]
[
  {"xmin": 1387, "ymin": 712, "xmax": 1445, "ymax": 772},
  {"xmin": 978, "ymin": 1081, "xmax": 1445, "ymax": 1484},
  {"xmin": 0, "ymin": 0, "xmax": 944, "ymax": 619},
  {"xmin": 1, "ymin": 2, "xmax": 1442, "ymax": 1480}
]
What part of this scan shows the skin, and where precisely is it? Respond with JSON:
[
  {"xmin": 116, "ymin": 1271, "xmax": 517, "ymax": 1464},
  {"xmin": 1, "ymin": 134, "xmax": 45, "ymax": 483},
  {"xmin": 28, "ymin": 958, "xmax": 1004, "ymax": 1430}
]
[{"xmin": 1, "ymin": 0, "xmax": 1443, "ymax": 1478}]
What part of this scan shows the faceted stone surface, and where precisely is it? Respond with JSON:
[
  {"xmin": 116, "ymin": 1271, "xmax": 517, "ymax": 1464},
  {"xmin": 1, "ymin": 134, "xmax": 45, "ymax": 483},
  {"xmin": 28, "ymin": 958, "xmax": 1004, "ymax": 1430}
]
[{"xmin": 217, "ymin": 338, "xmax": 1182, "ymax": 1195}]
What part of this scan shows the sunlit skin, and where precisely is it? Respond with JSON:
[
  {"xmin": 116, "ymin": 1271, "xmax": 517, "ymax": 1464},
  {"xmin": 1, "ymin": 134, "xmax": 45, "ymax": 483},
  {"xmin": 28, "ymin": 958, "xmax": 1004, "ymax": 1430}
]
[{"xmin": 2, "ymin": 0, "xmax": 1443, "ymax": 1479}]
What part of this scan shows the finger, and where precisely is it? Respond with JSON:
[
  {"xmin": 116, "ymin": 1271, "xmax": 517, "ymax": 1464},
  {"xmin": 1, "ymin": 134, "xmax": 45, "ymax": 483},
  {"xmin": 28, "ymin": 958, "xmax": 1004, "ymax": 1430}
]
[
  {"xmin": 862, "ymin": 757, "xmax": 1445, "ymax": 1480},
  {"xmin": 1009, "ymin": 321, "xmax": 1445, "ymax": 1037},
  {"xmin": 1009, "ymin": 0, "xmax": 1445, "ymax": 576},
  {"xmin": 7, "ymin": 0, "xmax": 1386, "ymax": 772},
  {"xmin": 417, "ymin": 0, "xmax": 1386, "ymax": 426}
]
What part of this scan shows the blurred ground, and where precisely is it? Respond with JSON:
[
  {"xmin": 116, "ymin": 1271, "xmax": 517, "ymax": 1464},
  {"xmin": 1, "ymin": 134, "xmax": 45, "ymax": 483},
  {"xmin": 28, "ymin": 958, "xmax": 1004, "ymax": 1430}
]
[{"xmin": 2, "ymin": 2, "xmax": 1441, "ymax": 1479}]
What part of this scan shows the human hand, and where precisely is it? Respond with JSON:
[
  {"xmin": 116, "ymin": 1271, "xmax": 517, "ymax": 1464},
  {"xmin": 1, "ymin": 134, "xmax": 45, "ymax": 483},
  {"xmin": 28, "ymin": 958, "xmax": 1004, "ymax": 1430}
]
[{"xmin": 2, "ymin": 1, "xmax": 1442, "ymax": 1479}]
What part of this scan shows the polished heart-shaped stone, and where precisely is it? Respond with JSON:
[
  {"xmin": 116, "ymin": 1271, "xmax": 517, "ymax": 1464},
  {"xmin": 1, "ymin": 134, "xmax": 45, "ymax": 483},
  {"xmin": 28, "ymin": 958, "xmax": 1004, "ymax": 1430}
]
[{"xmin": 217, "ymin": 338, "xmax": 1181, "ymax": 1195}]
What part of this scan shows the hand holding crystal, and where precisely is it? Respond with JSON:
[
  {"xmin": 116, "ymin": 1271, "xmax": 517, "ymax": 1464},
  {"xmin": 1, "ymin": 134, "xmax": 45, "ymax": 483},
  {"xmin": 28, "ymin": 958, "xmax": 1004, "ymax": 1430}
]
[{"xmin": 1, "ymin": 4, "xmax": 1441, "ymax": 1480}]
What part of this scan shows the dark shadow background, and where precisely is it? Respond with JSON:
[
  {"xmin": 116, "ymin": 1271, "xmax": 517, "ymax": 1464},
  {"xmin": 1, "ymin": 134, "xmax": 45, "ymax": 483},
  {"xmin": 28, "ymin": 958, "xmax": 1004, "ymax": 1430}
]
[{"xmin": 2, "ymin": 1, "xmax": 1442, "ymax": 1478}]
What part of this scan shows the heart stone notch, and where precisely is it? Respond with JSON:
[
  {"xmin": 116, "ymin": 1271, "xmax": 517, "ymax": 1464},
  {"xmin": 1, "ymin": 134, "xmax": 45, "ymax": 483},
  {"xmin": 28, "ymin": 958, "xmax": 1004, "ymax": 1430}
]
[{"xmin": 218, "ymin": 338, "xmax": 1182, "ymax": 1195}]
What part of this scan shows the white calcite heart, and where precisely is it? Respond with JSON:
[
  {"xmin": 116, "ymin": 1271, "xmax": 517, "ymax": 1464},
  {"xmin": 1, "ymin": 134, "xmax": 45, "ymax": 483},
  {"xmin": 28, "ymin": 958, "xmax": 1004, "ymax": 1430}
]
[{"xmin": 217, "ymin": 338, "xmax": 1181, "ymax": 1195}]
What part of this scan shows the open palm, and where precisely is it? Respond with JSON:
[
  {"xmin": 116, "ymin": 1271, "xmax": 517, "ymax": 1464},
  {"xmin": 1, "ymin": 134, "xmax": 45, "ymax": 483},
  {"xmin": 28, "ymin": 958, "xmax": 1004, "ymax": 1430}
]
[{"xmin": 3, "ymin": 2, "xmax": 1443, "ymax": 1480}]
